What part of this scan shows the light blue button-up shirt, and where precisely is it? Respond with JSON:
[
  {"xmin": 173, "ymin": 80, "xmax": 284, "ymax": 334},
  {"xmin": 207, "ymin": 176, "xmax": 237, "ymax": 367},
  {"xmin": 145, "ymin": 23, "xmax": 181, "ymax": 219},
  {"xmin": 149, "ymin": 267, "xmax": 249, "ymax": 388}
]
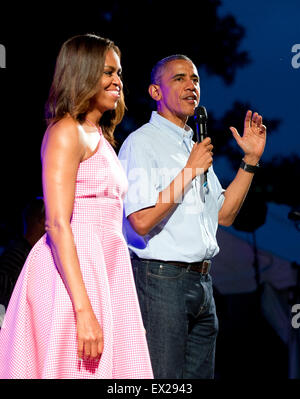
[{"xmin": 118, "ymin": 111, "xmax": 225, "ymax": 262}]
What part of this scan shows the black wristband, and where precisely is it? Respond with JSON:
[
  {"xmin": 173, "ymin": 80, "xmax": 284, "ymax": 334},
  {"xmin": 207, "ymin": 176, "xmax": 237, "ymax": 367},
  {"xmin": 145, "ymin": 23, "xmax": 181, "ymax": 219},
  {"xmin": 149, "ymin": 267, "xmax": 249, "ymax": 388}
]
[{"xmin": 240, "ymin": 159, "xmax": 260, "ymax": 173}]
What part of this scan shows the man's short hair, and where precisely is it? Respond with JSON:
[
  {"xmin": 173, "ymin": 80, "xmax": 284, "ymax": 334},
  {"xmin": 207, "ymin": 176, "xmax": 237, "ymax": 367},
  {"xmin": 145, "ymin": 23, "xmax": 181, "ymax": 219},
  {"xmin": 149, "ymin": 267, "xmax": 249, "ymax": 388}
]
[{"xmin": 150, "ymin": 54, "xmax": 193, "ymax": 85}]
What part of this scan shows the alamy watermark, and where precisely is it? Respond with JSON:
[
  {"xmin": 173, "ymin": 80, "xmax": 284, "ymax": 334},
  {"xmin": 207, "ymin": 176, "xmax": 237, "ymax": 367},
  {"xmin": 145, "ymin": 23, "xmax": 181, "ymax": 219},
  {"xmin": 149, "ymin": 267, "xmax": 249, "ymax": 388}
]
[
  {"xmin": 291, "ymin": 304, "xmax": 300, "ymax": 328},
  {"xmin": 119, "ymin": 162, "xmax": 207, "ymax": 215},
  {"xmin": 0, "ymin": 43, "xmax": 6, "ymax": 68},
  {"xmin": 291, "ymin": 44, "xmax": 300, "ymax": 69}
]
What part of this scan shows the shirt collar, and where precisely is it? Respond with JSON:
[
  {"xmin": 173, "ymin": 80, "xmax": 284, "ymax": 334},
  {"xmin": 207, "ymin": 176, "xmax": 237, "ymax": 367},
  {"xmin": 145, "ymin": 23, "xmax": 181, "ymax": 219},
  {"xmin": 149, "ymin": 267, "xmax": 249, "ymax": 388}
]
[{"xmin": 149, "ymin": 111, "xmax": 194, "ymax": 145}]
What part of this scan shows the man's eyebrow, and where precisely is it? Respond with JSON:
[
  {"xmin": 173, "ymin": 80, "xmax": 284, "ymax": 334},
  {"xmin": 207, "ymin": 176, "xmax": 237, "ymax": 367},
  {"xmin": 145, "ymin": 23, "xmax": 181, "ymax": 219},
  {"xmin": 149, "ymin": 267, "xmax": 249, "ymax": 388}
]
[
  {"xmin": 171, "ymin": 72, "xmax": 199, "ymax": 80},
  {"xmin": 171, "ymin": 73, "xmax": 186, "ymax": 79}
]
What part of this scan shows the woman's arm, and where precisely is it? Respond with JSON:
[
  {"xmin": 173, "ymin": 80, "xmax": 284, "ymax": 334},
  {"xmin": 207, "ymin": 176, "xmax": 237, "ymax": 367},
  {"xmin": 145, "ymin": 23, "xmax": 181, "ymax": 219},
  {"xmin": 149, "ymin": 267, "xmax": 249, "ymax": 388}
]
[{"xmin": 41, "ymin": 118, "xmax": 103, "ymax": 360}]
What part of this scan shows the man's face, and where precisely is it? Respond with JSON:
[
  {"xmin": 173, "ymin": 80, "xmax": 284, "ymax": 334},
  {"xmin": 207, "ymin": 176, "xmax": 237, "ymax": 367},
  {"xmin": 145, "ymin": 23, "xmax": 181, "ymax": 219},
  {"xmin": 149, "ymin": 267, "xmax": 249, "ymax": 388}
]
[{"xmin": 154, "ymin": 59, "xmax": 200, "ymax": 127}]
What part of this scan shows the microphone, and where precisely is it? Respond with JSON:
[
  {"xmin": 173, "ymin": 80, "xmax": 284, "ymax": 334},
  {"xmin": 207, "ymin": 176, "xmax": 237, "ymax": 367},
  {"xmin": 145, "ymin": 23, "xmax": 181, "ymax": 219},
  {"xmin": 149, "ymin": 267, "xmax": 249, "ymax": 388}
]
[
  {"xmin": 194, "ymin": 105, "xmax": 208, "ymax": 187},
  {"xmin": 194, "ymin": 105, "xmax": 208, "ymax": 143}
]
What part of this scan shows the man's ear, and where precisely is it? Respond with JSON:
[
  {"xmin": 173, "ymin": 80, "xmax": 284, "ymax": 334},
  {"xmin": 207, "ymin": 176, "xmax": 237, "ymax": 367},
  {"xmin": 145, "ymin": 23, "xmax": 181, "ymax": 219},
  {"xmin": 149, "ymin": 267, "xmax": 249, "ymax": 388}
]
[{"xmin": 148, "ymin": 84, "xmax": 162, "ymax": 101}]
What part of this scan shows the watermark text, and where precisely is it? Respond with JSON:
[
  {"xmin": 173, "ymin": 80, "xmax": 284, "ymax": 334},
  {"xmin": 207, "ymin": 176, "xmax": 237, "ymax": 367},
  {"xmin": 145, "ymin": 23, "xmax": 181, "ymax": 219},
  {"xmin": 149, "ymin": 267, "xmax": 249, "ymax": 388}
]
[
  {"xmin": 291, "ymin": 304, "xmax": 300, "ymax": 328},
  {"xmin": 291, "ymin": 44, "xmax": 300, "ymax": 69},
  {"xmin": 0, "ymin": 44, "xmax": 6, "ymax": 68}
]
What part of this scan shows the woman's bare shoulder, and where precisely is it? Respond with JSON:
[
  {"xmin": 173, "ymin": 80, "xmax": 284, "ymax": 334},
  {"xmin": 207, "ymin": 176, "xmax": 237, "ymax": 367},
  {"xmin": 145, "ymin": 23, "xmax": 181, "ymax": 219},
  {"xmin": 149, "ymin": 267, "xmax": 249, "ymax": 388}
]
[{"xmin": 41, "ymin": 117, "xmax": 84, "ymax": 159}]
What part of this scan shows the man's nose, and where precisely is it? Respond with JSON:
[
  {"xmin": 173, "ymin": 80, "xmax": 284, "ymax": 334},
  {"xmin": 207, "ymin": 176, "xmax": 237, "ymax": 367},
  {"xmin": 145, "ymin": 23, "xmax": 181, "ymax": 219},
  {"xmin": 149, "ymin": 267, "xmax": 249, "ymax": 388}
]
[{"xmin": 186, "ymin": 80, "xmax": 198, "ymax": 90}]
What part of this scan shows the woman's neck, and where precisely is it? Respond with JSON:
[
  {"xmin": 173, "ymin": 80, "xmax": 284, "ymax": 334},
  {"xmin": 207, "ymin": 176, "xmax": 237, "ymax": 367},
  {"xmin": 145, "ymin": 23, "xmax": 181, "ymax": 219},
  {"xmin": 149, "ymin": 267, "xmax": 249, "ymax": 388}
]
[{"xmin": 85, "ymin": 110, "xmax": 102, "ymax": 128}]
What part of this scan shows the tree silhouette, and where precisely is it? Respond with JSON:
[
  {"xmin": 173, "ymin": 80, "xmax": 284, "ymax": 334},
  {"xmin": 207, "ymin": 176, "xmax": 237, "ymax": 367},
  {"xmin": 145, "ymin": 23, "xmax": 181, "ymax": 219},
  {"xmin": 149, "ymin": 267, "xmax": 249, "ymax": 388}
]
[
  {"xmin": 0, "ymin": 0, "xmax": 298, "ymax": 237},
  {"xmin": 200, "ymin": 100, "xmax": 300, "ymax": 226}
]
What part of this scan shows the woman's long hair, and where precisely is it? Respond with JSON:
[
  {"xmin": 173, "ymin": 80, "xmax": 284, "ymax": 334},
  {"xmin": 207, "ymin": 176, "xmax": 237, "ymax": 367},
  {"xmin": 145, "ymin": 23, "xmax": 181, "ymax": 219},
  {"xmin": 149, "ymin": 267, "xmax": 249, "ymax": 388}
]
[{"xmin": 45, "ymin": 34, "xmax": 125, "ymax": 146}]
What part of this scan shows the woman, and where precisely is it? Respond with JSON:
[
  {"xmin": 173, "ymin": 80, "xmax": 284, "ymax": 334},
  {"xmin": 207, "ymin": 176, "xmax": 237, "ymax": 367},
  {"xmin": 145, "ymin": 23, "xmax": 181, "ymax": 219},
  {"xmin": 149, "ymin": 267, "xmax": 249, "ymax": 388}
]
[{"xmin": 0, "ymin": 34, "xmax": 153, "ymax": 379}]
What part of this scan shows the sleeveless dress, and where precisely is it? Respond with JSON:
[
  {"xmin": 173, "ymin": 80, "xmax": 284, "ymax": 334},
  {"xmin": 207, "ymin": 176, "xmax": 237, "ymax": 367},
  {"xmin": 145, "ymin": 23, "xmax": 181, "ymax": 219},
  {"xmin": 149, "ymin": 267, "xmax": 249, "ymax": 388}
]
[{"xmin": 0, "ymin": 126, "xmax": 153, "ymax": 379}]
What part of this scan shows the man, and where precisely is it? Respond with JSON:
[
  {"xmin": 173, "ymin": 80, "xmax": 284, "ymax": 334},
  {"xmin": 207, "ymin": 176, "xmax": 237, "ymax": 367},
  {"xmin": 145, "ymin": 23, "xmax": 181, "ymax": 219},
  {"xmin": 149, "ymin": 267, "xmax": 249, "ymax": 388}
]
[{"xmin": 118, "ymin": 54, "xmax": 266, "ymax": 378}]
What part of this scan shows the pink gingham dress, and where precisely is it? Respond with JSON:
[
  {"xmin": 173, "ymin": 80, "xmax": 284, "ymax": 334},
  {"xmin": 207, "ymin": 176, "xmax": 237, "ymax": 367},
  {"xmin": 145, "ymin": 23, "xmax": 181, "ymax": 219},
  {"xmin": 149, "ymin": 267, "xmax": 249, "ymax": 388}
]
[{"xmin": 0, "ymin": 126, "xmax": 153, "ymax": 379}]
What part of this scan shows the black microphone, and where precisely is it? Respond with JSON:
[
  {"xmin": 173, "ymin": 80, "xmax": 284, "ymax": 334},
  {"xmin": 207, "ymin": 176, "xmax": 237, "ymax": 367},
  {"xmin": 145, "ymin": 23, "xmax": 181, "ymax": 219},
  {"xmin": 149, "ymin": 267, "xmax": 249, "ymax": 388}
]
[
  {"xmin": 194, "ymin": 105, "xmax": 208, "ymax": 187},
  {"xmin": 194, "ymin": 105, "xmax": 208, "ymax": 143}
]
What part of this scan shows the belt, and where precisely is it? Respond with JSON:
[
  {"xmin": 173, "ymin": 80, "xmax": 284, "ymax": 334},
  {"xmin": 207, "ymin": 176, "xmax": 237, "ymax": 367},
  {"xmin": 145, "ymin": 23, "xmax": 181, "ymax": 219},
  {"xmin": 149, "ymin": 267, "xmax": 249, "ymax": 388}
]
[{"xmin": 132, "ymin": 256, "xmax": 211, "ymax": 275}]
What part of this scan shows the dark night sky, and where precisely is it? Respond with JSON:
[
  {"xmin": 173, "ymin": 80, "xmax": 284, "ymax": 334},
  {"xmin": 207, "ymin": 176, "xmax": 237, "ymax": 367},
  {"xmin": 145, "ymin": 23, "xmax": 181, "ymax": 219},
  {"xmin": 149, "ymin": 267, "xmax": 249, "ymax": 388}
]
[
  {"xmin": 204, "ymin": 0, "xmax": 300, "ymax": 262},
  {"xmin": 0, "ymin": 0, "xmax": 299, "ymax": 262}
]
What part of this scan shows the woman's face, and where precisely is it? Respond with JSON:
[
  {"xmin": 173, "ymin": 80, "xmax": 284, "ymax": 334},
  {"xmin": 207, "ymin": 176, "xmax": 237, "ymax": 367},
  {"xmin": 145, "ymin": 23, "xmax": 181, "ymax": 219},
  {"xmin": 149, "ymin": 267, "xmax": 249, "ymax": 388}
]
[{"xmin": 93, "ymin": 49, "xmax": 123, "ymax": 115}]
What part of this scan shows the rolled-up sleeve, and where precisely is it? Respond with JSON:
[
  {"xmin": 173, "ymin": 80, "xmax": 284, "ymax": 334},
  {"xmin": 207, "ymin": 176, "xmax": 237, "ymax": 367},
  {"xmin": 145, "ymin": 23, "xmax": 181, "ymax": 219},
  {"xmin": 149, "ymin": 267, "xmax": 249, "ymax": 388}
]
[
  {"xmin": 216, "ymin": 180, "xmax": 225, "ymax": 211},
  {"xmin": 209, "ymin": 166, "xmax": 225, "ymax": 211}
]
